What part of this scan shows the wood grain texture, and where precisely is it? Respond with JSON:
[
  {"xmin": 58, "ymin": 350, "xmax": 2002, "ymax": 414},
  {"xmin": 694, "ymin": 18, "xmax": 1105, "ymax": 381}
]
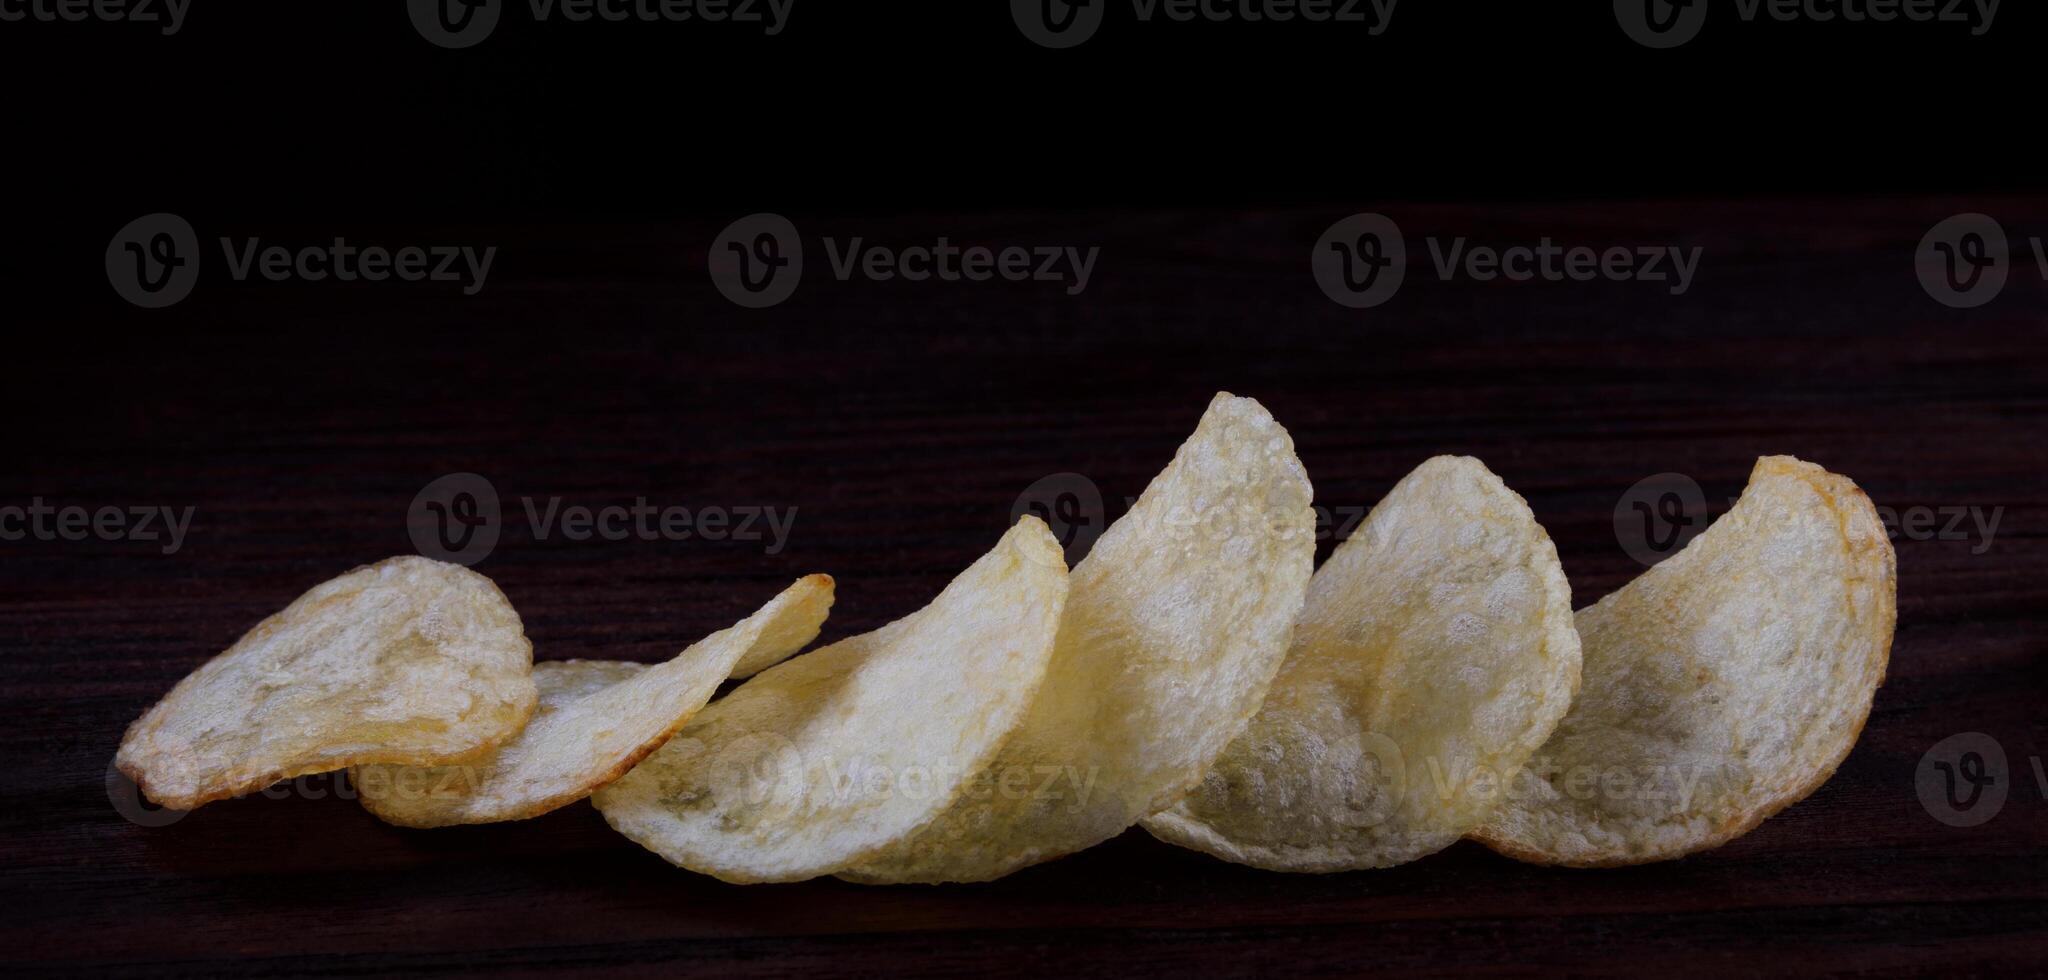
[{"xmin": 5, "ymin": 201, "xmax": 2045, "ymax": 977}]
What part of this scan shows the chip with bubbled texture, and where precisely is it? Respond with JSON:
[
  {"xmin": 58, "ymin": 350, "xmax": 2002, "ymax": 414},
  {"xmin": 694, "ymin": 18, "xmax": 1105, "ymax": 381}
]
[
  {"xmin": 1473, "ymin": 456, "xmax": 1895, "ymax": 866},
  {"xmin": 593, "ymin": 518, "xmax": 1068, "ymax": 883},
  {"xmin": 842, "ymin": 392, "xmax": 1316, "ymax": 883},
  {"xmin": 355, "ymin": 575, "xmax": 834, "ymax": 827},
  {"xmin": 115, "ymin": 556, "xmax": 538, "ymax": 811},
  {"xmin": 1144, "ymin": 455, "xmax": 1581, "ymax": 870}
]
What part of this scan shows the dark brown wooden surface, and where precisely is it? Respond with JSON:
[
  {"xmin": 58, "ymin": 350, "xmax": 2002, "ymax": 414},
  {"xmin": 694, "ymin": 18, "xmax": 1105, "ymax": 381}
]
[{"xmin": 6, "ymin": 201, "xmax": 2046, "ymax": 977}]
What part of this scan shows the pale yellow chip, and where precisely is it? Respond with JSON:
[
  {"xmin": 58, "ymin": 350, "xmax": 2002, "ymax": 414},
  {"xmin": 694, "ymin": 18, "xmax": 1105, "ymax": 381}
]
[
  {"xmin": 354, "ymin": 575, "xmax": 834, "ymax": 827},
  {"xmin": 843, "ymin": 392, "xmax": 1316, "ymax": 883},
  {"xmin": 115, "ymin": 556, "xmax": 538, "ymax": 811},
  {"xmin": 1143, "ymin": 456, "xmax": 1581, "ymax": 870},
  {"xmin": 726, "ymin": 611, "xmax": 814, "ymax": 680},
  {"xmin": 1474, "ymin": 456, "xmax": 1896, "ymax": 865},
  {"xmin": 592, "ymin": 518, "xmax": 1069, "ymax": 883}
]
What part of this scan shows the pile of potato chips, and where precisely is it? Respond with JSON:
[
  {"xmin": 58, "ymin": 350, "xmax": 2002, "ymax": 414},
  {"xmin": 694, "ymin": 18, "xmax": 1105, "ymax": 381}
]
[{"xmin": 116, "ymin": 393, "xmax": 1896, "ymax": 882}]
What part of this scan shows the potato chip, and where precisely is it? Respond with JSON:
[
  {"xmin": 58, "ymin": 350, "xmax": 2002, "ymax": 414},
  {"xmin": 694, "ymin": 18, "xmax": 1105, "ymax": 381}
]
[
  {"xmin": 1142, "ymin": 456, "xmax": 1581, "ymax": 870},
  {"xmin": 1474, "ymin": 456, "xmax": 1895, "ymax": 865},
  {"xmin": 355, "ymin": 575, "xmax": 834, "ymax": 827},
  {"xmin": 726, "ymin": 609, "xmax": 815, "ymax": 680},
  {"xmin": 592, "ymin": 518, "xmax": 1068, "ymax": 883},
  {"xmin": 115, "ymin": 556, "xmax": 538, "ymax": 811},
  {"xmin": 843, "ymin": 392, "xmax": 1316, "ymax": 883}
]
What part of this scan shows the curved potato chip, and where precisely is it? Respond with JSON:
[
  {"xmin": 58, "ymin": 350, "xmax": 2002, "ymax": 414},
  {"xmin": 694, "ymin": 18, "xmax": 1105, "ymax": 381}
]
[
  {"xmin": 355, "ymin": 575, "xmax": 834, "ymax": 827},
  {"xmin": 115, "ymin": 556, "xmax": 538, "ymax": 811},
  {"xmin": 1474, "ymin": 456, "xmax": 1895, "ymax": 866},
  {"xmin": 844, "ymin": 392, "xmax": 1316, "ymax": 883},
  {"xmin": 1143, "ymin": 455, "xmax": 1581, "ymax": 870},
  {"xmin": 593, "ymin": 518, "xmax": 1068, "ymax": 883},
  {"xmin": 727, "ymin": 610, "xmax": 815, "ymax": 680}
]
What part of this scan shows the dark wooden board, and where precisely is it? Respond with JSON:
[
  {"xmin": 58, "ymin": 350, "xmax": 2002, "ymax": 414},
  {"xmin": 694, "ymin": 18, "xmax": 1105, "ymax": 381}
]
[{"xmin": 6, "ymin": 201, "xmax": 2045, "ymax": 977}]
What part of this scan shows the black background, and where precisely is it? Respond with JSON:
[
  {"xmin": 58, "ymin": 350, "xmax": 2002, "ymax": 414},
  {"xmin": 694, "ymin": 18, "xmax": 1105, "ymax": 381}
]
[
  {"xmin": 5, "ymin": 1, "xmax": 2041, "ymax": 296},
  {"xmin": 4, "ymin": 2, "xmax": 2042, "ymax": 222},
  {"xmin": 5, "ymin": 2, "xmax": 2046, "ymax": 977}
]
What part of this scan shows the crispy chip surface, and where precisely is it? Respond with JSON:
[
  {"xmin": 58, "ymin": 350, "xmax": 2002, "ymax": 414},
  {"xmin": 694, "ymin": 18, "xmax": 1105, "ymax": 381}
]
[
  {"xmin": 115, "ymin": 556, "xmax": 538, "ymax": 811},
  {"xmin": 843, "ymin": 392, "xmax": 1316, "ymax": 883},
  {"xmin": 355, "ymin": 575, "xmax": 834, "ymax": 827},
  {"xmin": 1143, "ymin": 456, "xmax": 1580, "ymax": 870},
  {"xmin": 1474, "ymin": 456, "xmax": 1895, "ymax": 866},
  {"xmin": 592, "ymin": 518, "xmax": 1068, "ymax": 883}
]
